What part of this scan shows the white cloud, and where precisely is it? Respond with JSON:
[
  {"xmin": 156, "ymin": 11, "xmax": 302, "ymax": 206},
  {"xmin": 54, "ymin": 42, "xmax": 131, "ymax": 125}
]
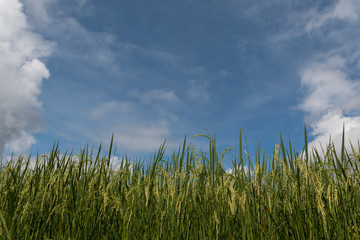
[
  {"xmin": 299, "ymin": 56, "xmax": 360, "ymax": 115},
  {"xmin": 21, "ymin": 0, "xmax": 183, "ymax": 156},
  {"xmin": 239, "ymin": 92, "xmax": 273, "ymax": 109},
  {"xmin": 187, "ymin": 79, "xmax": 210, "ymax": 103},
  {"xmin": 0, "ymin": 0, "xmax": 52, "ymax": 157},
  {"xmin": 21, "ymin": 0, "xmax": 121, "ymax": 76},
  {"xmin": 75, "ymin": 90, "xmax": 181, "ymax": 153},
  {"xmin": 126, "ymin": 89, "xmax": 181, "ymax": 122},
  {"xmin": 110, "ymin": 155, "xmax": 134, "ymax": 171},
  {"xmin": 22, "ymin": 0, "xmax": 54, "ymax": 25},
  {"xmin": 5, "ymin": 130, "xmax": 36, "ymax": 154},
  {"xmin": 292, "ymin": 0, "xmax": 360, "ymax": 156},
  {"xmin": 76, "ymin": 0, "xmax": 87, "ymax": 9},
  {"xmin": 299, "ymin": 55, "xmax": 360, "ymax": 155},
  {"xmin": 22, "ymin": 0, "xmax": 91, "ymax": 24},
  {"xmin": 113, "ymin": 122, "xmax": 171, "ymax": 152},
  {"xmin": 1, "ymin": 151, "xmax": 131, "ymax": 173},
  {"xmin": 308, "ymin": 110, "xmax": 360, "ymax": 154},
  {"xmin": 52, "ymin": 17, "xmax": 121, "ymax": 75},
  {"xmin": 79, "ymin": 120, "xmax": 172, "ymax": 152},
  {"xmin": 219, "ymin": 69, "xmax": 228, "ymax": 77},
  {"xmin": 185, "ymin": 67, "xmax": 211, "ymax": 103},
  {"xmin": 226, "ymin": 166, "xmax": 249, "ymax": 175},
  {"xmin": 89, "ymin": 100, "xmax": 136, "ymax": 119},
  {"xmin": 129, "ymin": 89, "xmax": 181, "ymax": 107},
  {"xmin": 306, "ymin": 0, "xmax": 359, "ymax": 32},
  {"xmin": 266, "ymin": 0, "xmax": 360, "ymax": 52}
]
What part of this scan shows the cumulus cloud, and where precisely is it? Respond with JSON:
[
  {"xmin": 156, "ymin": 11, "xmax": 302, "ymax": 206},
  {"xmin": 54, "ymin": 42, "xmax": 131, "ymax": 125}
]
[
  {"xmin": 307, "ymin": 110, "xmax": 360, "ymax": 153},
  {"xmin": 299, "ymin": 57, "xmax": 360, "ymax": 116},
  {"xmin": 0, "ymin": 0, "xmax": 52, "ymax": 157},
  {"xmin": 22, "ymin": 0, "xmax": 54, "ymax": 25},
  {"xmin": 299, "ymin": 56, "xmax": 360, "ymax": 154},
  {"xmin": 293, "ymin": 0, "xmax": 360, "ymax": 156}
]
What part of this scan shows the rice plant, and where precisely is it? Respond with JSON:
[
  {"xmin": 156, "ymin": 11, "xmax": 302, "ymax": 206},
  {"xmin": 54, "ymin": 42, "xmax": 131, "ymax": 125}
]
[{"xmin": 0, "ymin": 128, "xmax": 360, "ymax": 239}]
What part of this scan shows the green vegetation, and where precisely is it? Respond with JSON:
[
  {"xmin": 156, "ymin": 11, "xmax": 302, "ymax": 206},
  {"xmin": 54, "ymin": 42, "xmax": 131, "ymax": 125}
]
[{"xmin": 1, "ymin": 128, "xmax": 360, "ymax": 239}]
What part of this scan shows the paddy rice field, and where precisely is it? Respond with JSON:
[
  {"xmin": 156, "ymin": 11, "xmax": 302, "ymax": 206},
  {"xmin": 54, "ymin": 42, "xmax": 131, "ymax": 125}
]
[{"xmin": 0, "ymin": 128, "xmax": 360, "ymax": 239}]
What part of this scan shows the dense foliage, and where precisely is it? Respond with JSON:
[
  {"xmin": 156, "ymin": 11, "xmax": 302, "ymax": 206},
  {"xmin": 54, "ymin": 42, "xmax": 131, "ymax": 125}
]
[{"xmin": 1, "ymin": 129, "xmax": 360, "ymax": 239}]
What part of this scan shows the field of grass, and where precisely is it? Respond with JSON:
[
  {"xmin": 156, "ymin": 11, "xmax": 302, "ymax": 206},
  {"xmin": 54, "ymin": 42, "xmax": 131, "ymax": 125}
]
[{"xmin": 1, "ymin": 128, "xmax": 360, "ymax": 239}]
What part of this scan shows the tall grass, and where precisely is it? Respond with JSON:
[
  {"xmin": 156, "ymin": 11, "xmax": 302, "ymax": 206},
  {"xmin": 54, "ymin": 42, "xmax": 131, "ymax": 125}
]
[{"xmin": 1, "ymin": 129, "xmax": 360, "ymax": 239}]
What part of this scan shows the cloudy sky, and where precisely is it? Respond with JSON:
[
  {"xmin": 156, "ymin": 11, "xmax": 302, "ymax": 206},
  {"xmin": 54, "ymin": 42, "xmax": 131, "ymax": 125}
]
[{"xmin": 1, "ymin": 0, "xmax": 360, "ymax": 165}]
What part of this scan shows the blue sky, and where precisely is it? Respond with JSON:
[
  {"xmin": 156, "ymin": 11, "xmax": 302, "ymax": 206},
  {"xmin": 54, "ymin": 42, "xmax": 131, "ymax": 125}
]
[{"xmin": 1, "ymin": 0, "xmax": 360, "ymax": 167}]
